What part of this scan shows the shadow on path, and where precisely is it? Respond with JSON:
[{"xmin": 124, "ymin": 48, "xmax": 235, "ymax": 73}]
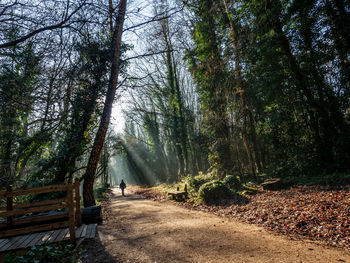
[{"xmin": 81, "ymin": 232, "xmax": 118, "ymax": 263}]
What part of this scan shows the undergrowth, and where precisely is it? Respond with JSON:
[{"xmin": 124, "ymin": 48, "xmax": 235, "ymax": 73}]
[
  {"xmin": 5, "ymin": 242, "xmax": 79, "ymax": 263},
  {"xmin": 94, "ymin": 183, "xmax": 111, "ymax": 203}
]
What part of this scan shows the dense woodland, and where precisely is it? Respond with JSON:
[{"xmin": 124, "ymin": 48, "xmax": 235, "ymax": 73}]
[{"xmin": 0, "ymin": 0, "xmax": 349, "ymax": 207}]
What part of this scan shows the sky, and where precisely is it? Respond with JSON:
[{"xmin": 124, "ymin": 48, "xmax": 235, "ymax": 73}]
[
  {"xmin": 110, "ymin": 0, "xmax": 154, "ymax": 135},
  {"xmin": 111, "ymin": 101, "xmax": 126, "ymax": 134}
]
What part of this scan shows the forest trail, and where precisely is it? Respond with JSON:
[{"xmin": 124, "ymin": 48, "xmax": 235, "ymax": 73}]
[{"xmin": 83, "ymin": 187, "xmax": 350, "ymax": 263}]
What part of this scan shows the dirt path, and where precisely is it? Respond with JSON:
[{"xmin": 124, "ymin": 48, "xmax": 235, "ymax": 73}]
[{"xmin": 82, "ymin": 187, "xmax": 350, "ymax": 263}]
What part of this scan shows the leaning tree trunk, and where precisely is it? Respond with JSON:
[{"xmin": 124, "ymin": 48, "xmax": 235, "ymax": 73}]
[{"xmin": 83, "ymin": 0, "xmax": 127, "ymax": 207}]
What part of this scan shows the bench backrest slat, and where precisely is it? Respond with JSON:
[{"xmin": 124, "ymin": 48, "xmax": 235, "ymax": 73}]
[
  {"xmin": 0, "ymin": 184, "xmax": 69, "ymax": 198},
  {"xmin": 0, "ymin": 203, "xmax": 67, "ymax": 218},
  {"xmin": 12, "ymin": 198, "xmax": 68, "ymax": 209}
]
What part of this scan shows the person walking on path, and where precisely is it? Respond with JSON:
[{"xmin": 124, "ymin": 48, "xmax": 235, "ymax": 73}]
[{"xmin": 120, "ymin": 179, "xmax": 126, "ymax": 196}]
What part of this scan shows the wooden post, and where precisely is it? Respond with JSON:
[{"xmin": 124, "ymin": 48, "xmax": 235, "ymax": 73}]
[
  {"xmin": 6, "ymin": 185, "xmax": 13, "ymax": 226},
  {"xmin": 74, "ymin": 179, "xmax": 82, "ymax": 226},
  {"xmin": 67, "ymin": 184, "xmax": 76, "ymax": 245}
]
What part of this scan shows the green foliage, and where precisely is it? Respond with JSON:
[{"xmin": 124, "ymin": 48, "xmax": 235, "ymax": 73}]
[
  {"xmin": 5, "ymin": 243, "xmax": 78, "ymax": 263},
  {"xmin": 34, "ymin": 37, "xmax": 113, "ymax": 184},
  {"xmin": 1, "ymin": 0, "xmax": 350, "ymax": 198},
  {"xmin": 186, "ymin": 0, "xmax": 233, "ymax": 177},
  {"xmin": 242, "ymin": 0, "xmax": 350, "ymax": 174},
  {"xmin": 198, "ymin": 180, "xmax": 233, "ymax": 204},
  {"xmin": 0, "ymin": 42, "xmax": 43, "ymax": 185},
  {"xmin": 223, "ymin": 175, "xmax": 242, "ymax": 191}
]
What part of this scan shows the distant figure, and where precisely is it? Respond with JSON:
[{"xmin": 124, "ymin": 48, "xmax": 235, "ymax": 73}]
[{"xmin": 120, "ymin": 179, "xmax": 126, "ymax": 196}]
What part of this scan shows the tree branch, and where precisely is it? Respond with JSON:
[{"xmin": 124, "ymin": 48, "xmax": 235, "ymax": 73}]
[
  {"xmin": 123, "ymin": 8, "xmax": 183, "ymax": 32},
  {"xmin": 0, "ymin": 1, "xmax": 86, "ymax": 48},
  {"xmin": 123, "ymin": 49, "xmax": 174, "ymax": 61}
]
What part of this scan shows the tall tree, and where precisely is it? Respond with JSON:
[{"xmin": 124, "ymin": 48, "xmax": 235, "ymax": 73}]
[
  {"xmin": 82, "ymin": 0, "xmax": 128, "ymax": 207},
  {"xmin": 222, "ymin": 0, "xmax": 257, "ymax": 179},
  {"xmin": 187, "ymin": 0, "xmax": 233, "ymax": 178}
]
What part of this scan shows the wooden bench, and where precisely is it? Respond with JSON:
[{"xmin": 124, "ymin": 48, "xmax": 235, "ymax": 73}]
[
  {"xmin": 0, "ymin": 179, "xmax": 82, "ymax": 245},
  {"xmin": 168, "ymin": 185, "xmax": 188, "ymax": 201}
]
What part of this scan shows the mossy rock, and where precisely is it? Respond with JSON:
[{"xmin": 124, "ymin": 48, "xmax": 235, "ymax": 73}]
[
  {"xmin": 198, "ymin": 180, "xmax": 233, "ymax": 204},
  {"xmin": 223, "ymin": 175, "xmax": 242, "ymax": 190},
  {"xmin": 186, "ymin": 173, "xmax": 212, "ymax": 192}
]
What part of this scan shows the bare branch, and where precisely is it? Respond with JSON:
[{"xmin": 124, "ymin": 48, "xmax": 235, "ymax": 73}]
[
  {"xmin": 0, "ymin": 1, "xmax": 87, "ymax": 48},
  {"xmin": 123, "ymin": 8, "xmax": 183, "ymax": 32},
  {"xmin": 123, "ymin": 49, "xmax": 174, "ymax": 61}
]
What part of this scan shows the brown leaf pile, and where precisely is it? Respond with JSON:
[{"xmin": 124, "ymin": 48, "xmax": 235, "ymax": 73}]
[{"xmin": 132, "ymin": 185, "xmax": 350, "ymax": 250}]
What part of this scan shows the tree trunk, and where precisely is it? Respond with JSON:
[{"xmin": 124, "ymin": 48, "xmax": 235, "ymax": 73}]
[
  {"xmin": 247, "ymin": 109, "xmax": 262, "ymax": 173},
  {"xmin": 241, "ymin": 95, "xmax": 257, "ymax": 179},
  {"xmin": 223, "ymin": 0, "xmax": 257, "ymax": 180},
  {"xmin": 165, "ymin": 41, "xmax": 185, "ymax": 177},
  {"xmin": 83, "ymin": 0, "xmax": 127, "ymax": 207}
]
